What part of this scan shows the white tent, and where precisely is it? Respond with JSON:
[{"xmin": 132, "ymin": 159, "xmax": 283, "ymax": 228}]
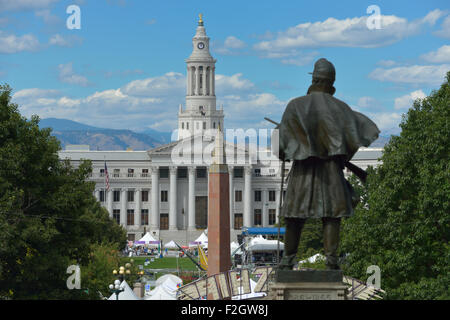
[
  {"xmin": 155, "ymin": 274, "xmax": 183, "ymax": 288},
  {"xmin": 248, "ymin": 235, "xmax": 284, "ymax": 251},
  {"xmin": 189, "ymin": 231, "xmax": 208, "ymax": 248},
  {"xmin": 299, "ymin": 253, "xmax": 325, "ymax": 264},
  {"xmin": 163, "ymin": 240, "xmax": 179, "ymax": 249},
  {"xmin": 231, "ymin": 241, "xmax": 242, "ymax": 255},
  {"xmin": 108, "ymin": 280, "xmax": 140, "ymax": 300},
  {"xmin": 135, "ymin": 232, "xmax": 159, "ymax": 247},
  {"xmin": 144, "ymin": 285, "xmax": 177, "ymax": 300},
  {"xmin": 232, "ymin": 279, "xmax": 267, "ymax": 300}
]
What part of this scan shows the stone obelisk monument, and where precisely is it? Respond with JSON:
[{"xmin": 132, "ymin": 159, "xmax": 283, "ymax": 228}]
[{"xmin": 207, "ymin": 125, "xmax": 231, "ymax": 279}]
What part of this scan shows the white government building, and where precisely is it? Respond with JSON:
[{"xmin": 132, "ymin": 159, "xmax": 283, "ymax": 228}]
[{"xmin": 59, "ymin": 17, "xmax": 383, "ymax": 245}]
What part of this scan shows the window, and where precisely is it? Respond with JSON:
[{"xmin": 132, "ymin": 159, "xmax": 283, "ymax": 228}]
[
  {"xmin": 269, "ymin": 190, "xmax": 276, "ymax": 202},
  {"xmin": 113, "ymin": 209, "xmax": 120, "ymax": 224},
  {"xmin": 159, "ymin": 168, "xmax": 169, "ymax": 179},
  {"xmin": 127, "ymin": 190, "xmax": 134, "ymax": 202},
  {"xmin": 187, "ymin": 122, "xmax": 189, "ymax": 130},
  {"xmin": 213, "ymin": 122, "xmax": 216, "ymax": 129},
  {"xmin": 161, "ymin": 190, "xmax": 168, "ymax": 202},
  {"xmin": 203, "ymin": 122, "xmax": 206, "ymax": 130},
  {"xmin": 234, "ymin": 167, "xmax": 244, "ymax": 178},
  {"xmin": 178, "ymin": 167, "xmax": 187, "ymax": 179},
  {"xmin": 235, "ymin": 190, "xmax": 242, "ymax": 202},
  {"xmin": 254, "ymin": 209, "xmax": 262, "ymax": 226},
  {"xmin": 234, "ymin": 213, "xmax": 243, "ymax": 230},
  {"xmin": 113, "ymin": 169, "xmax": 120, "ymax": 177},
  {"xmin": 141, "ymin": 169, "xmax": 149, "ymax": 177},
  {"xmin": 127, "ymin": 209, "xmax": 134, "ymax": 226},
  {"xmin": 160, "ymin": 214, "xmax": 169, "ymax": 230},
  {"xmin": 100, "ymin": 169, "xmax": 105, "ymax": 177},
  {"xmin": 196, "ymin": 167, "xmax": 207, "ymax": 179},
  {"xmin": 141, "ymin": 209, "xmax": 149, "ymax": 225},
  {"xmin": 269, "ymin": 209, "xmax": 276, "ymax": 225},
  {"xmin": 128, "ymin": 168, "xmax": 134, "ymax": 177},
  {"xmin": 254, "ymin": 190, "xmax": 262, "ymax": 202},
  {"xmin": 113, "ymin": 190, "xmax": 120, "ymax": 202},
  {"xmin": 141, "ymin": 190, "xmax": 149, "ymax": 202},
  {"xmin": 99, "ymin": 190, "xmax": 105, "ymax": 202},
  {"xmin": 182, "ymin": 122, "xmax": 185, "ymax": 129},
  {"xmin": 254, "ymin": 168, "xmax": 261, "ymax": 177}
]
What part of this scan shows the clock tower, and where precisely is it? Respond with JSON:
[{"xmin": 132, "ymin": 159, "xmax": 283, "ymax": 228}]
[{"xmin": 178, "ymin": 14, "xmax": 223, "ymax": 140}]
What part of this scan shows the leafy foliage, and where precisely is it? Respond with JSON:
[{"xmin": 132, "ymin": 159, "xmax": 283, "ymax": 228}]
[
  {"xmin": 341, "ymin": 72, "xmax": 450, "ymax": 299},
  {"xmin": 0, "ymin": 84, "xmax": 127, "ymax": 299}
]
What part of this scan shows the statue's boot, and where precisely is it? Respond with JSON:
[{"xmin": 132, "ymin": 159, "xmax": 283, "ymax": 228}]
[
  {"xmin": 323, "ymin": 217, "xmax": 341, "ymax": 270},
  {"xmin": 278, "ymin": 218, "xmax": 305, "ymax": 270},
  {"xmin": 278, "ymin": 254, "xmax": 297, "ymax": 270}
]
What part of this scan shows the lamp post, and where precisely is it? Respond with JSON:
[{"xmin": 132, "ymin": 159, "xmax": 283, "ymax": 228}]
[
  {"xmin": 109, "ymin": 279, "xmax": 124, "ymax": 300},
  {"xmin": 109, "ymin": 260, "xmax": 144, "ymax": 300}
]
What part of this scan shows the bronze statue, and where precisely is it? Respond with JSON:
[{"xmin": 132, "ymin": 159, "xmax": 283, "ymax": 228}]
[{"xmin": 274, "ymin": 58, "xmax": 380, "ymax": 270}]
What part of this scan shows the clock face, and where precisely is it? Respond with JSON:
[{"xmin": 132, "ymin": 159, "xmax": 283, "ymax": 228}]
[{"xmin": 197, "ymin": 42, "xmax": 205, "ymax": 49}]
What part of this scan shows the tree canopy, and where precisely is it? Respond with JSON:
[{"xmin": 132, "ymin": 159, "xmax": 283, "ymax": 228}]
[
  {"xmin": 0, "ymin": 84, "xmax": 127, "ymax": 299},
  {"xmin": 341, "ymin": 72, "xmax": 450, "ymax": 299}
]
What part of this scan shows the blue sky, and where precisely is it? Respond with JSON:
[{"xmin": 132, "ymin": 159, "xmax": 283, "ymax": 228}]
[{"xmin": 1, "ymin": 0, "xmax": 449, "ymax": 135}]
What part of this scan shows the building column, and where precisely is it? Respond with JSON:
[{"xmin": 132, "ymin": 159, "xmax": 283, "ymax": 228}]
[
  {"xmin": 95, "ymin": 189, "xmax": 100, "ymax": 202},
  {"xmin": 151, "ymin": 166, "xmax": 159, "ymax": 230},
  {"xmin": 107, "ymin": 189, "xmax": 113, "ymax": 218},
  {"xmin": 195, "ymin": 66, "xmax": 200, "ymax": 96},
  {"xmin": 229, "ymin": 166, "xmax": 234, "ymax": 229},
  {"xmin": 202, "ymin": 66, "xmax": 207, "ymax": 96},
  {"xmin": 188, "ymin": 166, "xmax": 196, "ymax": 230},
  {"xmin": 244, "ymin": 166, "xmax": 252, "ymax": 227},
  {"xmin": 262, "ymin": 189, "xmax": 268, "ymax": 227},
  {"xmin": 169, "ymin": 166, "xmax": 177, "ymax": 230},
  {"xmin": 135, "ymin": 188, "xmax": 141, "ymax": 227},
  {"xmin": 275, "ymin": 189, "xmax": 280, "ymax": 224},
  {"xmin": 211, "ymin": 67, "xmax": 215, "ymax": 96},
  {"xmin": 121, "ymin": 188, "xmax": 127, "ymax": 226},
  {"xmin": 187, "ymin": 66, "xmax": 191, "ymax": 96}
]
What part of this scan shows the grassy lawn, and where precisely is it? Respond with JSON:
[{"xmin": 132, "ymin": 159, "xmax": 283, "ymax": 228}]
[{"xmin": 122, "ymin": 256, "xmax": 199, "ymax": 271}]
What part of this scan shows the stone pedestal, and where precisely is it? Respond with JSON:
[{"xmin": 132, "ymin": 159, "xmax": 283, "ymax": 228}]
[{"xmin": 268, "ymin": 270, "xmax": 347, "ymax": 300}]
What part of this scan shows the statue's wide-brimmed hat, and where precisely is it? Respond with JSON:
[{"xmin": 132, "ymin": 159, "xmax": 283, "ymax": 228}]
[{"xmin": 309, "ymin": 58, "xmax": 336, "ymax": 82}]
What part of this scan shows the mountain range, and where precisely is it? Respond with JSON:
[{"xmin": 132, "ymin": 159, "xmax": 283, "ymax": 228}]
[{"xmin": 39, "ymin": 118, "xmax": 392, "ymax": 151}]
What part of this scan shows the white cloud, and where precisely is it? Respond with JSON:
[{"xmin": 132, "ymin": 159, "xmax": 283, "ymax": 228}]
[
  {"xmin": 0, "ymin": 0, "xmax": 59, "ymax": 12},
  {"xmin": 369, "ymin": 64, "xmax": 450, "ymax": 86},
  {"xmin": 49, "ymin": 34, "xmax": 83, "ymax": 47},
  {"xmin": 421, "ymin": 45, "xmax": 450, "ymax": 63},
  {"xmin": 224, "ymin": 36, "xmax": 245, "ymax": 49},
  {"xmin": 215, "ymin": 73, "xmax": 255, "ymax": 93},
  {"xmin": 35, "ymin": 9, "xmax": 61, "ymax": 25},
  {"xmin": 433, "ymin": 15, "xmax": 450, "ymax": 38},
  {"xmin": 394, "ymin": 90, "xmax": 426, "ymax": 110},
  {"xmin": 11, "ymin": 71, "xmax": 285, "ymax": 131},
  {"xmin": 377, "ymin": 59, "xmax": 397, "ymax": 67},
  {"xmin": 57, "ymin": 62, "xmax": 90, "ymax": 87},
  {"xmin": 214, "ymin": 36, "xmax": 246, "ymax": 55},
  {"xmin": 367, "ymin": 111, "xmax": 403, "ymax": 132},
  {"xmin": 254, "ymin": 10, "xmax": 445, "ymax": 54},
  {"xmin": 0, "ymin": 31, "xmax": 40, "ymax": 53},
  {"xmin": 356, "ymin": 96, "xmax": 383, "ymax": 112}
]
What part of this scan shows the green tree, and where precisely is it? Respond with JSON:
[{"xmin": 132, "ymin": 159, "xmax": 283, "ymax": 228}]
[
  {"xmin": 341, "ymin": 72, "xmax": 450, "ymax": 299},
  {"xmin": 0, "ymin": 84, "xmax": 127, "ymax": 299}
]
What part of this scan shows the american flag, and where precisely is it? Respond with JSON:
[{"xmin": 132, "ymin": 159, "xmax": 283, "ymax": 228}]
[{"xmin": 104, "ymin": 161, "xmax": 110, "ymax": 191}]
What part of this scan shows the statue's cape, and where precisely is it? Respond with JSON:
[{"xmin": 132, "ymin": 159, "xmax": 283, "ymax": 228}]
[{"xmin": 275, "ymin": 92, "xmax": 380, "ymax": 161}]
